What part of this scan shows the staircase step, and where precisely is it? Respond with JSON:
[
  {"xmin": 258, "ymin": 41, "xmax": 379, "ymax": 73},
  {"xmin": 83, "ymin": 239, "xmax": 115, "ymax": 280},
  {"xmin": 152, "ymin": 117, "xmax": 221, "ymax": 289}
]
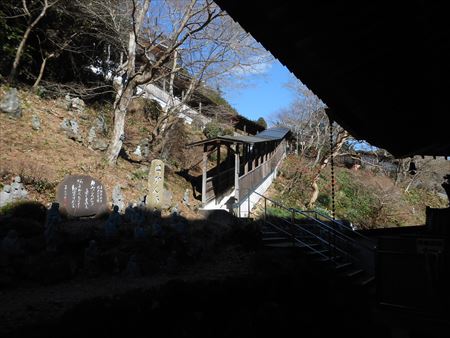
[
  {"xmin": 306, "ymin": 249, "xmax": 328, "ymax": 256},
  {"xmin": 296, "ymin": 243, "xmax": 320, "ymax": 249},
  {"xmin": 346, "ymin": 269, "xmax": 364, "ymax": 278},
  {"xmin": 357, "ymin": 275, "xmax": 375, "ymax": 287},
  {"xmin": 262, "ymin": 236, "xmax": 289, "ymax": 242},
  {"xmin": 261, "ymin": 231, "xmax": 282, "ymax": 237},
  {"xmin": 335, "ymin": 262, "xmax": 353, "ymax": 270},
  {"xmin": 265, "ymin": 242, "xmax": 295, "ymax": 248},
  {"xmin": 315, "ymin": 255, "xmax": 342, "ymax": 263}
]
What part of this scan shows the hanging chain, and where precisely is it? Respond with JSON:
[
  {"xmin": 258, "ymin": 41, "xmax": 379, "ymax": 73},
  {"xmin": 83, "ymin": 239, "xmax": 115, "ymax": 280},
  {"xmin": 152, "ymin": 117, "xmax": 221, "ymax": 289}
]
[{"xmin": 329, "ymin": 118, "xmax": 336, "ymax": 220}]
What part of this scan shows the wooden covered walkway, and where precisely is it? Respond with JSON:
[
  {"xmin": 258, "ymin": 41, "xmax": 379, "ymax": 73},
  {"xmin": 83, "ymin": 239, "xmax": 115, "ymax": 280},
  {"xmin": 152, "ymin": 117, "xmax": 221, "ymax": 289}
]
[{"xmin": 187, "ymin": 127, "xmax": 291, "ymax": 208}]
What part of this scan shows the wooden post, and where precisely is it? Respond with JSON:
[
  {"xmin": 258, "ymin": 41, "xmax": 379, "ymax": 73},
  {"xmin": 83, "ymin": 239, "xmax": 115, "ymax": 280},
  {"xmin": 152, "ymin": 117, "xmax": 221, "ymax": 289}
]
[
  {"xmin": 244, "ymin": 144, "xmax": 249, "ymax": 174},
  {"xmin": 202, "ymin": 144, "xmax": 208, "ymax": 206},
  {"xmin": 264, "ymin": 142, "xmax": 268, "ymax": 163},
  {"xmin": 255, "ymin": 143, "xmax": 261, "ymax": 168},
  {"xmin": 216, "ymin": 142, "xmax": 221, "ymax": 204},
  {"xmin": 252, "ymin": 144, "xmax": 257, "ymax": 169},
  {"xmin": 234, "ymin": 144, "xmax": 240, "ymax": 200}
]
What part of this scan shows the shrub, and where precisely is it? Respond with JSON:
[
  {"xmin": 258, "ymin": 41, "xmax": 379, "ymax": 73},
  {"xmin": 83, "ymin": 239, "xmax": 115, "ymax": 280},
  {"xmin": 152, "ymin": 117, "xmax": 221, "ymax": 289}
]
[
  {"xmin": 203, "ymin": 122, "xmax": 222, "ymax": 139},
  {"xmin": 143, "ymin": 99, "xmax": 162, "ymax": 121},
  {"xmin": 0, "ymin": 200, "xmax": 47, "ymax": 224},
  {"xmin": 335, "ymin": 171, "xmax": 378, "ymax": 228}
]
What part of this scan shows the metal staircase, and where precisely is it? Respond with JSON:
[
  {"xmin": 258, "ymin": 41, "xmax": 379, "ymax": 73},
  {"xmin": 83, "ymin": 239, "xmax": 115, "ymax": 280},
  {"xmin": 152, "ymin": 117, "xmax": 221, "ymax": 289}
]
[{"xmin": 250, "ymin": 192, "xmax": 377, "ymax": 288}]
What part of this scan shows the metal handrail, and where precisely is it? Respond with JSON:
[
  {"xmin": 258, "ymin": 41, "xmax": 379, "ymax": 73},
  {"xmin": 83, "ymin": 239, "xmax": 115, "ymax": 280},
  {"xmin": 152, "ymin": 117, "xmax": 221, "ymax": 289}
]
[
  {"xmin": 295, "ymin": 207, "xmax": 374, "ymax": 243},
  {"xmin": 264, "ymin": 217, "xmax": 331, "ymax": 259},
  {"xmin": 289, "ymin": 208, "xmax": 376, "ymax": 251},
  {"xmin": 246, "ymin": 190, "xmax": 376, "ymax": 274},
  {"xmin": 249, "ymin": 190, "xmax": 375, "ymax": 251},
  {"xmin": 265, "ymin": 213, "xmax": 359, "ymax": 261}
]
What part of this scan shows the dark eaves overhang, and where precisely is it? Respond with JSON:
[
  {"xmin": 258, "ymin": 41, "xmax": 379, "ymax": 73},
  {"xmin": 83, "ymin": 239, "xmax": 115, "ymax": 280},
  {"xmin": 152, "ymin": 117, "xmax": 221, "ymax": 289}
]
[{"xmin": 215, "ymin": 1, "xmax": 450, "ymax": 158}]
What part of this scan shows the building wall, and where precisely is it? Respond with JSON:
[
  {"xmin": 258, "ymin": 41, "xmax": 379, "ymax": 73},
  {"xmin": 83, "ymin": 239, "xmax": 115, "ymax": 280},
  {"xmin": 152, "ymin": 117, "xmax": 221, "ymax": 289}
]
[
  {"xmin": 139, "ymin": 83, "xmax": 211, "ymax": 127},
  {"xmin": 236, "ymin": 164, "xmax": 280, "ymax": 218}
]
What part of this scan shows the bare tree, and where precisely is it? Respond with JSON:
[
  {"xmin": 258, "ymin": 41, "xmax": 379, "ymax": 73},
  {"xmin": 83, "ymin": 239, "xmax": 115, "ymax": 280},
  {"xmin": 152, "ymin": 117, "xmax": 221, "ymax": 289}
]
[
  {"xmin": 273, "ymin": 80, "xmax": 351, "ymax": 208},
  {"xmin": 32, "ymin": 32, "xmax": 78, "ymax": 90},
  {"xmin": 273, "ymin": 80, "xmax": 328, "ymax": 163},
  {"xmin": 77, "ymin": 0, "xmax": 271, "ymax": 165},
  {"xmin": 308, "ymin": 127, "xmax": 349, "ymax": 208},
  {"xmin": 8, "ymin": 0, "xmax": 58, "ymax": 83}
]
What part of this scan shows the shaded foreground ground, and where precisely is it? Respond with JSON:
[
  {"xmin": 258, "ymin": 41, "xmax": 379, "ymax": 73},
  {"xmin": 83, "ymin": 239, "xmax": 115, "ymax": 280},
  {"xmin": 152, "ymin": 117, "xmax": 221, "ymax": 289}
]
[
  {"xmin": 2, "ymin": 243, "xmax": 388, "ymax": 338},
  {"xmin": 1, "ymin": 210, "xmax": 448, "ymax": 338}
]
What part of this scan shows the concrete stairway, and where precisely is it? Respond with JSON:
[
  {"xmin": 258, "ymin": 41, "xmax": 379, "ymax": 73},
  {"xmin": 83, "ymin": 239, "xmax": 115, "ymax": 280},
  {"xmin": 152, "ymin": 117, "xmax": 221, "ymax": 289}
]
[{"xmin": 260, "ymin": 222, "xmax": 376, "ymax": 289}]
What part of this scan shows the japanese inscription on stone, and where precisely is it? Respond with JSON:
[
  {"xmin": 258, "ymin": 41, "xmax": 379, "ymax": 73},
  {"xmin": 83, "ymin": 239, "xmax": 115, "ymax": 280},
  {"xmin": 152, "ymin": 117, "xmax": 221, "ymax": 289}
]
[
  {"xmin": 147, "ymin": 159, "xmax": 165, "ymax": 209},
  {"xmin": 56, "ymin": 175, "xmax": 107, "ymax": 217}
]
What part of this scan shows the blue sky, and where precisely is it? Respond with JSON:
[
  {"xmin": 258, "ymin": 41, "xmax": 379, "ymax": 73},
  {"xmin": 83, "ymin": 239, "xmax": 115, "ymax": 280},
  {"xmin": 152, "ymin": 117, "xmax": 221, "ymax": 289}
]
[{"xmin": 222, "ymin": 60, "xmax": 297, "ymax": 125}]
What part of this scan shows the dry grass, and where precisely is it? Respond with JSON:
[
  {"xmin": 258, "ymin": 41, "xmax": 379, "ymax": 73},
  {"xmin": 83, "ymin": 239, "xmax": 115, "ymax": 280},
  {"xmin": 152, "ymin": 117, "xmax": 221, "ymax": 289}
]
[{"xmin": 0, "ymin": 86, "xmax": 203, "ymax": 218}]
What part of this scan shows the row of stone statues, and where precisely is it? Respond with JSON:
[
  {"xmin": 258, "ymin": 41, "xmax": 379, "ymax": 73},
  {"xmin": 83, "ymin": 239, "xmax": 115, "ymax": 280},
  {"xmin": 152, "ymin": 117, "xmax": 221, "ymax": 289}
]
[{"xmin": 0, "ymin": 176, "xmax": 28, "ymax": 207}]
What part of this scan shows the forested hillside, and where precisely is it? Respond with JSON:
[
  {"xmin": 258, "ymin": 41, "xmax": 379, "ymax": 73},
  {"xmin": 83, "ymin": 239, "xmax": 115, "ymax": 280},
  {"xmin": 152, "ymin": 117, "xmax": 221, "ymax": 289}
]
[{"xmin": 264, "ymin": 154, "xmax": 448, "ymax": 228}]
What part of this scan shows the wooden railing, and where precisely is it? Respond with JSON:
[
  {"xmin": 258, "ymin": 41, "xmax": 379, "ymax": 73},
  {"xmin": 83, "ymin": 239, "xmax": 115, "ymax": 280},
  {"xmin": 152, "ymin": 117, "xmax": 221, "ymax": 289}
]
[
  {"xmin": 204, "ymin": 167, "xmax": 235, "ymax": 203},
  {"xmin": 238, "ymin": 141, "xmax": 285, "ymax": 200}
]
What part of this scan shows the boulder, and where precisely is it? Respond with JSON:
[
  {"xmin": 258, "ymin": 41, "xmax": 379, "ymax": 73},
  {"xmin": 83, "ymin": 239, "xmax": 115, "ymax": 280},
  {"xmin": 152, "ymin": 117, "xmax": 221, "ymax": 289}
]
[
  {"xmin": 65, "ymin": 94, "xmax": 85, "ymax": 115},
  {"xmin": 92, "ymin": 139, "xmax": 108, "ymax": 151},
  {"xmin": 60, "ymin": 118, "xmax": 82, "ymax": 142},
  {"xmin": 71, "ymin": 97, "xmax": 85, "ymax": 114},
  {"xmin": 0, "ymin": 88, "xmax": 22, "ymax": 118},
  {"xmin": 31, "ymin": 114, "xmax": 41, "ymax": 130}
]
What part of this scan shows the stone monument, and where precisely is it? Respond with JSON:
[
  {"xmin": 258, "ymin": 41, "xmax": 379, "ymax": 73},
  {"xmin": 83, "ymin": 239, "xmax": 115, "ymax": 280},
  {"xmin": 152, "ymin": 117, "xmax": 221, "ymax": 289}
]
[
  {"xmin": 56, "ymin": 175, "xmax": 107, "ymax": 217},
  {"xmin": 147, "ymin": 159, "xmax": 165, "ymax": 210},
  {"xmin": 112, "ymin": 185, "xmax": 125, "ymax": 213}
]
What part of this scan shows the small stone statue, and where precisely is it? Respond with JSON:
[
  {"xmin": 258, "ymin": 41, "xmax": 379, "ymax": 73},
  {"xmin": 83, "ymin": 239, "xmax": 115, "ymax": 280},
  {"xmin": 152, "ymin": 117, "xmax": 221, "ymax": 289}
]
[
  {"xmin": 11, "ymin": 176, "xmax": 28, "ymax": 200},
  {"xmin": 137, "ymin": 195, "xmax": 146, "ymax": 208},
  {"xmin": 113, "ymin": 255, "xmax": 120, "ymax": 274},
  {"xmin": 85, "ymin": 240, "xmax": 98, "ymax": 259},
  {"xmin": 124, "ymin": 203, "xmax": 135, "ymax": 223},
  {"xmin": 31, "ymin": 114, "xmax": 41, "ymax": 131},
  {"xmin": 152, "ymin": 222, "xmax": 163, "ymax": 237},
  {"xmin": 44, "ymin": 203, "xmax": 62, "ymax": 252},
  {"xmin": 442, "ymin": 174, "xmax": 450, "ymax": 206},
  {"xmin": 171, "ymin": 204, "xmax": 179, "ymax": 222},
  {"xmin": 84, "ymin": 240, "xmax": 99, "ymax": 276},
  {"xmin": 1, "ymin": 229, "xmax": 23, "ymax": 255},
  {"xmin": 125, "ymin": 254, "xmax": 141, "ymax": 277},
  {"xmin": 105, "ymin": 205, "xmax": 121, "ymax": 237},
  {"xmin": 134, "ymin": 225, "xmax": 146, "ymax": 240},
  {"xmin": 166, "ymin": 251, "xmax": 178, "ymax": 274},
  {"xmin": 0, "ymin": 185, "xmax": 12, "ymax": 207},
  {"xmin": 87, "ymin": 126, "xmax": 97, "ymax": 144},
  {"xmin": 45, "ymin": 202, "xmax": 62, "ymax": 230},
  {"xmin": 182, "ymin": 189, "xmax": 190, "ymax": 207},
  {"xmin": 112, "ymin": 185, "xmax": 125, "ymax": 213},
  {"xmin": 133, "ymin": 206, "xmax": 145, "ymax": 225},
  {"xmin": 175, "ymin": 218, "xmax": 188, "ymax": 236}
]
